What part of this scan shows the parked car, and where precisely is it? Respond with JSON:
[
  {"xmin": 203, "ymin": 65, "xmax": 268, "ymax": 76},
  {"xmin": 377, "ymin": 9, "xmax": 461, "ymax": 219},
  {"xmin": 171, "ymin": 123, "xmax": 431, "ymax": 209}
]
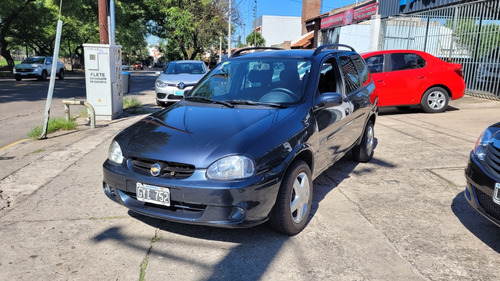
[
  {"xmin": 154, "ymin": 60, "xmax": 208, "ymax": 106},
  {"xmin": 361, "ymin": 50, "xmax": 465, "ymax": 113},
  {"xmin": 464, "ymin": 122, "xmax": 500, "ymax": 227},
  {"xmin": 13, "ymin": 56, "xmax": 65, "ymax": 81},
  {"xmin": 122, "ymin": 62, "xmax": 130, "ymax": 71},
  {"xmin": 476, "ymin": 48, "xmax": 500, "ymax": 84},
  {"xmin": 103, "ymin": 45, "xmax": 378, "ymax": 235},
  {"xmin": 133, "ymin": 61, "xmax": 144, "ymax": 70}
]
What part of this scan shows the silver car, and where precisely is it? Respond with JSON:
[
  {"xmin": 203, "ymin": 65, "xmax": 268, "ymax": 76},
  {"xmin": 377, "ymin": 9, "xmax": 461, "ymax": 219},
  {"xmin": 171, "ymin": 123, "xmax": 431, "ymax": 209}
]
[{"xmin": 155, "ymin": 60, "xmax": 208, "ymax": 106}]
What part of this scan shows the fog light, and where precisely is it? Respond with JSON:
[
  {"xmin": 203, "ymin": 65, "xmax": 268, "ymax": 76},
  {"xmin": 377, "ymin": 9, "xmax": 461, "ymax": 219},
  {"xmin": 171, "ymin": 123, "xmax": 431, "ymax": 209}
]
[
  {"xmin": 103, "ymin": 183, "xmax": 117, "ymax": 197},
  {"xmin": 230, "ymin": 207, "xmax": 245, "ymax": 221}
]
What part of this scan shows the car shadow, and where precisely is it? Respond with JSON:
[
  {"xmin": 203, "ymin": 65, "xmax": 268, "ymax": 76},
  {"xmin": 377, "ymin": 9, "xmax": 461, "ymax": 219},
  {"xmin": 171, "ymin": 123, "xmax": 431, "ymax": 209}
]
[
  {"xmin": 378, "ymin": 105, "xmax": 459, "ymax": 115},
  {"xmin": 451, "ymin": 191, "xmax": 500, "ymax": 253}
]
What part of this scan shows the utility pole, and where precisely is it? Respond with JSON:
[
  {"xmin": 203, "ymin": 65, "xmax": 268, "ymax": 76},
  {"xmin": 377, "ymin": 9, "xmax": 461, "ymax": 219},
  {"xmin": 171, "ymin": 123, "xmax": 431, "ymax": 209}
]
[
  {"xmin": 254, "ymin": 0, "xmax": 257, "ymax": 46},
  {"xmin": 228, "ymin": 0, "xmax": 232, "ymax": 57},
  {"xmin": 98, "ymin": 0, "xmax": 109, "ymax": 44}
]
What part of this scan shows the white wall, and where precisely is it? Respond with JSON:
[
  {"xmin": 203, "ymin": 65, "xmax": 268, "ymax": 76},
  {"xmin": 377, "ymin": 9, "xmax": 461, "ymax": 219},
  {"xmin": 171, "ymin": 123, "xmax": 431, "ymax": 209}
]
[
  {"xmin": 257, "ymin": 16, "xmax": 302, "ymax": 47},
  {"xmin": 338, "ymin": 24, "xmax": 373, "ymax": 53}
]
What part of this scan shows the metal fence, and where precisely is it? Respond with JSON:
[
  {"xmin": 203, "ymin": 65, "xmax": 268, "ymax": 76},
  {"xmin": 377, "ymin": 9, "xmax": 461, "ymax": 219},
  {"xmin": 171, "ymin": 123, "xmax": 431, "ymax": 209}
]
[{"xmin": 379, "ymin": 0, "xmax": 500, "ymax": 99}]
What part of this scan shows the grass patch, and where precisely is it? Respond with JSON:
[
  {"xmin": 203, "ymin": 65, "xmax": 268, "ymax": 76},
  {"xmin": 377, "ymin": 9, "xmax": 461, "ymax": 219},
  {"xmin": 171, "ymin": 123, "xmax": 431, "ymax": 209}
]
[
  {"xmin": 27, "ymin": 117, "xmax": 77, "ymax": 139},
  {"xmin": 123, "ymin": 97, "xmax": 143, "ymax": 109}
]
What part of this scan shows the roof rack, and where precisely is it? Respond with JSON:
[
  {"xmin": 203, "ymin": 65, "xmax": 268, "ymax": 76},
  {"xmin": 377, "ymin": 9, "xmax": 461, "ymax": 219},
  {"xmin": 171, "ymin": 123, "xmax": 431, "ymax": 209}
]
[
  {"xmin": 313, "ymin": 44, "xmax": 355, "ymax": 56},
  {"xmin": 232, "ymin": 47, "xmax": 284, "ymax": 57}
]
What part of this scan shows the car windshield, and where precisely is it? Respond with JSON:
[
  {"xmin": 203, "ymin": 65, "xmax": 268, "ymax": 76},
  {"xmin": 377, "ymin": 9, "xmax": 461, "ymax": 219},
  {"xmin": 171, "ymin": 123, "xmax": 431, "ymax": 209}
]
[
  {"xmin": 21, "ymin": 57, "xmax": 45, "ymax": 64},
  {"xmin": 164, "ymin": 62, "xmax": 206, "ymax": 75},
  {"xmin": 188, "ymin": 58, "xmax": 311, "ymax": 105}
]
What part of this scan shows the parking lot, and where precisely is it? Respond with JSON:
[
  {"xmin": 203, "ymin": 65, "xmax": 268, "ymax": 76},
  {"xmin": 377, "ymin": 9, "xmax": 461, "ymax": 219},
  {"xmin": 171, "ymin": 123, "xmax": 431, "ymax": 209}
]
[{"xmin": 0, "ymin": 73, "xmax": 499, "ymax": 280}]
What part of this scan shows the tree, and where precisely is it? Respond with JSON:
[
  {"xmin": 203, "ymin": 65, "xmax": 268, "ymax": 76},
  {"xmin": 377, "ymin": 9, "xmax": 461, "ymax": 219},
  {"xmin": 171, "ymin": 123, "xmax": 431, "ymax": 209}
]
[
  {"xmin": 246, "ymin": 31, "xmax": 265, "ymax": 47},
  {"xmin": 146, "ymin": 0, "xmax": 241, "ymax": 60},
  {"xmin": 0, "ymin": 0, "xmax": 37, "ymax": 71}
]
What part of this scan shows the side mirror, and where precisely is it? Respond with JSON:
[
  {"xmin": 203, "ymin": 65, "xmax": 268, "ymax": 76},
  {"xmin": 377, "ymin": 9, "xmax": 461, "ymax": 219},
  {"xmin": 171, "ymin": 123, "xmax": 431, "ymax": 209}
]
[{"xmin": 314, "ymin": 92, "xmax": 343, "ymax": 109}]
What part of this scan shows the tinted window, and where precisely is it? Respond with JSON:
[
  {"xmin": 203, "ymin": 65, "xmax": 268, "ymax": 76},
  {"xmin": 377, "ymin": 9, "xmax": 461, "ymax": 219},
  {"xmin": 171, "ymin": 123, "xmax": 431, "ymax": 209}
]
[
  {"xmin": 352, "ymin": 55, "xmax": 369, "ymax": 85},
  {"xmin": 165, "ymin": 62, "xmax": 206, "ymax": 74},
  {"xmin": 339, "ymin": 56, "xmax": 360, "ymax": 93},
  {"xmin": 390, "ymin": 53, "xmax": 426, "ymax": 71},
  {"xmin": 318, "ymin": 58, "xmax": 337, "ymax": 94},
  {"xmin": 365, "ymin": 55, "xmax": 384, "ymax": 74}
]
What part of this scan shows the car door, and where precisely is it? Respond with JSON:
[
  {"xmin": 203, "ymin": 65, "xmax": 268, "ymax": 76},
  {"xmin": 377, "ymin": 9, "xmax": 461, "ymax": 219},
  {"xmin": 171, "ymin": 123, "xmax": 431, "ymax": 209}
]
[
  {"xmin": 372, "ymin": 52, "xmax": 428, "ymax": 106},
  {"xmin": 313, "ymin": 56, "xmax": 356, "ymax": 172},
  {"xmin": 45, "ymin": 57, "xmax": 53, "ymax": 75}
]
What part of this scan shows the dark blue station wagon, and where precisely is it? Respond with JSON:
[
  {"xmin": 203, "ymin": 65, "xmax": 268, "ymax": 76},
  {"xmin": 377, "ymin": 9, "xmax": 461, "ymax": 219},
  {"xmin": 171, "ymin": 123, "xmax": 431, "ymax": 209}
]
[{"xmin": 103, "ymin": 45, "xmax": 379, "ymax": 235}]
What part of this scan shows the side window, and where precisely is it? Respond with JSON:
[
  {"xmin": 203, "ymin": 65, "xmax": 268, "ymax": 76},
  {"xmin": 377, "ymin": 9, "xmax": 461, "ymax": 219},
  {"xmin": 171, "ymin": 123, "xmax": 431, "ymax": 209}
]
[
  {"xmin": 46, "ymin": 58, "xmax": 52, "ymax": 65},
  {"xmin": 339, "ymin": 56, "xmax": 360, "ymax": 93},
  {"xmin": 390, "ymin": 53, "xmax": 426, "ymax": 71},
  {"xmin": 318, "ymin": 58, "xmax": 337, "ymax": 94},
  {"xmin": 365, "ymin": 55, "xmax": 384, "ymax": 74},
  {"xmin": 352, "ymin": 55, "xmax": 369, "ymax": 85}
]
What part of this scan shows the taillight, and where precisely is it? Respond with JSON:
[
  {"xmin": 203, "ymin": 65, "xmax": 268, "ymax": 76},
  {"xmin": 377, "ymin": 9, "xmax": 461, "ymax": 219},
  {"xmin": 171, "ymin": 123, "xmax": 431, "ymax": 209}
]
[{"xmin": 454, "ymin": 68, "xmax": 463, "ymax": 78}]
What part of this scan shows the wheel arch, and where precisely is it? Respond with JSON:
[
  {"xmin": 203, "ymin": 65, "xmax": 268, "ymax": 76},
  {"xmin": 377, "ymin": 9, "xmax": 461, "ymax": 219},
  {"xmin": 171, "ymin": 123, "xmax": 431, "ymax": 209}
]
[{"xmin": 422, "ymin": 84, "xmax": 452, "ymax": 99}]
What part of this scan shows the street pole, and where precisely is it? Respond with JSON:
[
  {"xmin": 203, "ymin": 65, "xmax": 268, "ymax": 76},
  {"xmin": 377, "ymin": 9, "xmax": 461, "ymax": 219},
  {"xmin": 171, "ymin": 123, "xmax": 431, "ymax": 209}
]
[
  {"xmin": 98, "ymin": 0, "xmax": 109, "ymax": 44},
  {"xmin": 228, "ymin": 0, "xmax": 231, "ymax": 57}
]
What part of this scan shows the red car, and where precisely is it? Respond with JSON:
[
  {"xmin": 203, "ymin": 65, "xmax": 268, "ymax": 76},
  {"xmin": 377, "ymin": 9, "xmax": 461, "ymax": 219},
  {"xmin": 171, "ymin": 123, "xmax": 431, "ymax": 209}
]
[
  {"xmin": 133, "ymin": 61, "xmax": 144, "ymax": 70},
  {"xmin": 361, "ymin": 50, "xmax": 465, "ymax": 113}
]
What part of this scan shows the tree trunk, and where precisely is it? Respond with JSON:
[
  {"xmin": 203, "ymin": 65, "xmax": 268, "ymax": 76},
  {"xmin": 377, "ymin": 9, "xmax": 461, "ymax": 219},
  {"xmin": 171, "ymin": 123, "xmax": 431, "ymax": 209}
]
[{"xmin": 0, "ymin": 0, "xmax": 36, "ymax": 72}]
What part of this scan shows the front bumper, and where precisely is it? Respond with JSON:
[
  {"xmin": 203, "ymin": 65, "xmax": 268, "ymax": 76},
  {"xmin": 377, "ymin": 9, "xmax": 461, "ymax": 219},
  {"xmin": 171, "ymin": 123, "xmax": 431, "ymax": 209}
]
[
  {"xmin": 464, "ymin": 152, "xmax": 500, "ymax": 227},
  {"xmin": 14, "ymin": 69, "xmax": 42, "ymax": 78},
  {"xmin": 155, "ymin": 86, "xmax": 193, "ymax": 103},
  {"xmin": 103, "ymin": 159, "xmax": 282, "ymax": 228}
]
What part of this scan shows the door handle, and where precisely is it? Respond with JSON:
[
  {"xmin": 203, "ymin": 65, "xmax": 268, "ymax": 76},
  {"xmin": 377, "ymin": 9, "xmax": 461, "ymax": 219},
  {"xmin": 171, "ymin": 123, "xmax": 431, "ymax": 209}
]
[
  {"xmin": 417, "ymin": 76, "xmax": 426, "ymax": 79},
  {"xmin": 376, "ymin": 80, "xmax": 384, "ymax": 83}
]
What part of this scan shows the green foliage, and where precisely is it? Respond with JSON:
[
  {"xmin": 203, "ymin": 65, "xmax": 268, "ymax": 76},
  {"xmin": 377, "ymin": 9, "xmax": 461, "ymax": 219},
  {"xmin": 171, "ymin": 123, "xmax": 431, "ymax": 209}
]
[
  {"xmin": 123, "ymin": 97, "xmax": 143, "ymax": 109},
  {"xmin": 27, "ymin": 117, "xmax": 77, "ymax": 139},
  {"xmin": 446, "ymin": 18, "xmax": 500, "ymax": 57},
  {"xmin": 246, "ymin": 31, "xmax": 266, "ymax": 47}
]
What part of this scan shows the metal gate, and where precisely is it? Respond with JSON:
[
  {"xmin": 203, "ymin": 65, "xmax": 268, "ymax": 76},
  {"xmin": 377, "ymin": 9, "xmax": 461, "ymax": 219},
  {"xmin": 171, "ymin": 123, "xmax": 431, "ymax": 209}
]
[{"xmin": 379, "ymin": 0, "xmax": 500, "ymax": 99}]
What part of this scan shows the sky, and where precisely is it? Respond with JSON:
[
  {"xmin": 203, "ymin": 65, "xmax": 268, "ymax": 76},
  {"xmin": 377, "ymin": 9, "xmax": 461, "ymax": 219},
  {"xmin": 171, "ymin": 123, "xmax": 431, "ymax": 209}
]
[
  {"xmin": 147, "ymin": 0, "xmax": 359, "ymax": 46},
  {"xmin": 235, "ymin": 0, "xmax": 359, "ymax": 40}
]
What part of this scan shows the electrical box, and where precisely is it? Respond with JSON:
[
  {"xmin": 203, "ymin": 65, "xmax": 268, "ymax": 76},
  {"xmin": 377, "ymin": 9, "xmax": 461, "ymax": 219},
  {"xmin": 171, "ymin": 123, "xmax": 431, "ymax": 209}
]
[{"xmin": 83, "ymin": 44, "xmax": 123, "ymax": 120}]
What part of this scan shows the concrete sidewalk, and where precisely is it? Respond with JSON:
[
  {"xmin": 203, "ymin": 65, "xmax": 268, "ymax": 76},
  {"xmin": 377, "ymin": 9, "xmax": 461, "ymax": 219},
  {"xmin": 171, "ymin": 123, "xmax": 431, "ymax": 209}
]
[{"xmin": 0, "ymin": 94, "xmax": 499, "ymax": 281}]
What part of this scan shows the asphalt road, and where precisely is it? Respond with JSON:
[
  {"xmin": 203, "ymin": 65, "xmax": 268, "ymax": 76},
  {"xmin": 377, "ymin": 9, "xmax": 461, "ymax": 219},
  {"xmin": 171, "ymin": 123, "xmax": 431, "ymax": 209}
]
[{"xmin": 0, "ymin": 70, "xmax": 158, "ymax": 149}]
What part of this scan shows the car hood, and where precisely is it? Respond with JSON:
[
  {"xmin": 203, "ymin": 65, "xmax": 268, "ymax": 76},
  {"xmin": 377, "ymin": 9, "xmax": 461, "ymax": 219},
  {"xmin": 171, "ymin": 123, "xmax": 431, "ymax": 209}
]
[
  {"xmin": 157, "ymin": 73, "xmax": 205, "ymax": 84},
  {"xmin": 118, "ymin": 101, "xmax": 297, "ymax": 168}
]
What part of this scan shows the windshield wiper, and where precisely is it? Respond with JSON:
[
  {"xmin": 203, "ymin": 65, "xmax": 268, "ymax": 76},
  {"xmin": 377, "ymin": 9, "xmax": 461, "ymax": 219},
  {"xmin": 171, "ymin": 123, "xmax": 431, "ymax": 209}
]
[
  {"xmin": 227, "ymin": 99, "xmax": 287, "ymax": 108},
  {"xmin": 185, "ymin": 96, "xmax": 234, "ymax": 108}
]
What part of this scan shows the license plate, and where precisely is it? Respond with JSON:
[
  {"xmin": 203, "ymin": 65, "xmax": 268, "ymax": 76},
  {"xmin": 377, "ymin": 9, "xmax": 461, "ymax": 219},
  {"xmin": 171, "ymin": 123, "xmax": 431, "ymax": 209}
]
[
  {"xmin": 494, "ymin": 183, "xmax": 500, "ymax": 205},
  {"xmin": 136, "ymin": 183, "xmax": 170, "ymax": 206},
  {"xmin": 174, "ymin": 90, "xmax": 184, "ymax": 96}
]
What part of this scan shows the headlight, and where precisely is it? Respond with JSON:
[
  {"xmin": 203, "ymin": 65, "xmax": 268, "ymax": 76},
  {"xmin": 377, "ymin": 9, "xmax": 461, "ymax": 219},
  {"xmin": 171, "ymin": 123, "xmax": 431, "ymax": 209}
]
[
  {"xmin": 108, "ymin": 140, "xmax": 124, "ymax": 164},
  {"xmin": 156, "ymin": 80, "xmax": 167, "ymax": 87},
  {"xmin": 206, "ymin": 155, "xmax": 255, "ymax": 180},
  {"xmin": 473, "ymin": 128, "xmax": 496, "ymax": 161}
]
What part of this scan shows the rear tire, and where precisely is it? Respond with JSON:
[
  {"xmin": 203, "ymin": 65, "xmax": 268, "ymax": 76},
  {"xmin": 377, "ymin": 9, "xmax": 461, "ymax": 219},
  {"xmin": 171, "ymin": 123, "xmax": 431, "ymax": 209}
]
[
  {"xmin": 353, "ymin": 120, "xmax": 375, "ymax": 163},
  {"xmin": 421, "ymin": 87, "xmax": 449, "ymax": 113},
  {"xmin": 269, "ymin": 161, "xmax": 312, "ymax": 236}
]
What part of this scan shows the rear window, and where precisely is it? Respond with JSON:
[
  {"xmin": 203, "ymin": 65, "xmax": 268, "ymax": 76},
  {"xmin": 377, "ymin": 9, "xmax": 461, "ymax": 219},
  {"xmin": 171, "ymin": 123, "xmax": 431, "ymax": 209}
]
[
  {"xmin": 389, "ymin": 53, "xmax": 426, "ymax": 71},
  {"xmin": 339, "ymin": 56, "xmax": 360, "ymax": 93}
]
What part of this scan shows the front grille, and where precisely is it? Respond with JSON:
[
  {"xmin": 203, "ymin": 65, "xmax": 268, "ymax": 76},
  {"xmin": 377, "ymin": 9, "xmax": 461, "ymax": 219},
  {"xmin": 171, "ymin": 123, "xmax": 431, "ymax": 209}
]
[
  {"xmin": 17, "ymin": 68, "xmax": 33, "ymax": 73},
  {"xmin": 474, "ymin": 186, "xmax": 500, "ymax": 221},
  {"xmin": 130, "ymin": 157, "xmax": 195, "ymax": 179},
  {"xmin": 484, "ymin": 141, "xmax": 500, "ymax": 180}
]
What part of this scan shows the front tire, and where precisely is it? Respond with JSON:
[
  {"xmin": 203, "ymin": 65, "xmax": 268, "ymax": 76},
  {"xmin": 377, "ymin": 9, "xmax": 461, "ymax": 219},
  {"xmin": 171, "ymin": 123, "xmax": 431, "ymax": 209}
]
[
  {"xmin": 57, "ymin": 69, "xmax": 64, "ymax": 80},
  {"xmin": 421, "ymin": 87, "xmax": 449, "ymax": 113},
  {"xmin": 353, "ymin": 120, "xmax": 375, "ymax": 163},
  {"xmin": 15, "ymin": 75, "xmax": 21, "ymax": 81},
  {"xmin": 38, "ymin": 70, "xmax": 48, "ymax": 81},
  {"xmin": 269, "ymin": 161, "xmax": 312, "ymax": 236}
]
